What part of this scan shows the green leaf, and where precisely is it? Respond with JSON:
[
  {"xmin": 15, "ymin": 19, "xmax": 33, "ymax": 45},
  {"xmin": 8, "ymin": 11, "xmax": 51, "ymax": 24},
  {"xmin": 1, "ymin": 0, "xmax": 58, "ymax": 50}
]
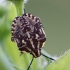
[
  {"xmin": 0, "ymin": 6, "xmax": 8, "ymax": 17},
  {"xmin": 46, "ymin": 50, "xmax": 70, "ymax": 70},
  {"xmin": 7, "ymin": 0, "xmax": 24, "ymax": 16},
  {"xmin": 0, "ymin": 47, "xmax": 15, "ymax": 70},
  {"xmin": 5, "ymin": 35, "xmax": 25, "ymax": 70},
  {"xmin": 0, "ymin": 16, "xmax": 10, "ymax": 41},
  {"xmin": 7, "ymin": 3, "xmax": 17, "ymax": 21}
]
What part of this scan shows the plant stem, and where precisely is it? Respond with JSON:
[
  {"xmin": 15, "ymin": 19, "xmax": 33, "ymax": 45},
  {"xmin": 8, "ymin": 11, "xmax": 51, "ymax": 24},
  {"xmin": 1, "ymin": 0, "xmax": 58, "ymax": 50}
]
[{"xmin": 12, "ymin": 0, "xmax": 24, "ymax": 16}]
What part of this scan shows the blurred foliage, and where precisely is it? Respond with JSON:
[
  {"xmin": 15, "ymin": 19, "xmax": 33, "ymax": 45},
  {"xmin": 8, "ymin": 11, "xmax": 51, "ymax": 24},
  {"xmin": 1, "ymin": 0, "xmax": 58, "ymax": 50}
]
[
  {"xmin": 7, "ymin": 0, "xmax": 24, "ymax": 16},
  {"xmin": 0, "ymin": 3, "xmax": 16, "ymax": 41},
  {"xmin": 0, "ymin": 0, "xmax": 70, "ymax": 70},
  {"xmin": 0, "ymin": 6, "xmax": 9, "ymax": 41},
  {"xmin": 0, "ymin": 6, "xmax": 7, "ymax": 17},
  {"xmin": 0, "ymin": 47, "xmax": 15, "ymax": 70},
  {"xmin": 46, "ymin": 50, "xmax": 70, "ymax": 70}
]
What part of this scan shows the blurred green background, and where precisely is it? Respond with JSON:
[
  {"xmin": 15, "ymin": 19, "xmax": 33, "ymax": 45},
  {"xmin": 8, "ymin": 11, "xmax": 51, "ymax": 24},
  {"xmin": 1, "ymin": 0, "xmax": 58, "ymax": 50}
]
[
  {"xmin": 0, "ymin": 0, "xmax": 70, "ymax": 70},
  {"xmin": 25, "ymin": 0, "xmax": 70, "ymax": 56}
]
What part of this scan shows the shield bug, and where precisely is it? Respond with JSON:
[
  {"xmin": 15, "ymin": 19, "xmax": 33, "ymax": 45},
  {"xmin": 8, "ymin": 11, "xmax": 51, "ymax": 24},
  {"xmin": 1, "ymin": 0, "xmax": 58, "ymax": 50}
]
[{"xmin": 11, "ymin": 12, "xmax": 54, "ymax": 70}]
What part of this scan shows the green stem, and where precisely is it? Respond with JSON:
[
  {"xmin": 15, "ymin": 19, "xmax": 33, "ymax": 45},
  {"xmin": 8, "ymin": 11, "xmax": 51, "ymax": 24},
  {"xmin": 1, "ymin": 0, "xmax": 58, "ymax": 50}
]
[{"xmin": 12, "ymin": 0, "xmax": 24, "ymax": 16}]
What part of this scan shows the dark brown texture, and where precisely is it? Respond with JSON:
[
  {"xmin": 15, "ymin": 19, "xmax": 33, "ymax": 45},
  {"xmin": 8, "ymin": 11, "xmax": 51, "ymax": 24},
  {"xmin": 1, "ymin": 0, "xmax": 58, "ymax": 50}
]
[{"xmin": 11, "ymin": 13, "xmax": 46, "ymax": 58}]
